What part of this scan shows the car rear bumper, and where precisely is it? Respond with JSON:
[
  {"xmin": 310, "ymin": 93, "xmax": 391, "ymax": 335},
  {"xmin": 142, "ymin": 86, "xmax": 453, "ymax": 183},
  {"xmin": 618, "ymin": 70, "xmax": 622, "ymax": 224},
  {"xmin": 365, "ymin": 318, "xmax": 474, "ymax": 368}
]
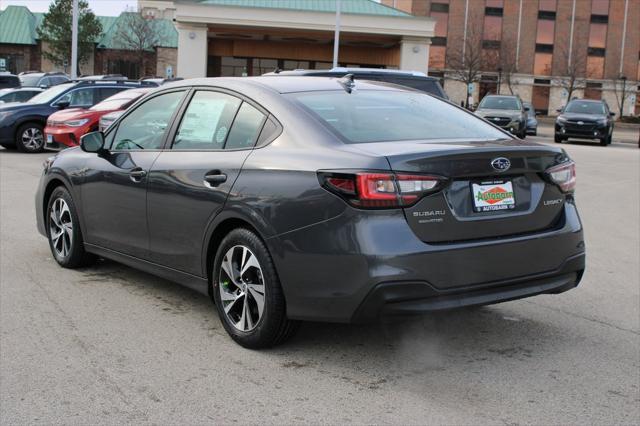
[
  {"xmin": 351, "ymin": 254, "xmax": 583, "ymax": 322},
  {"xmin": 269, "ymin": 201, "xmax": 584, "ymax": 323}
]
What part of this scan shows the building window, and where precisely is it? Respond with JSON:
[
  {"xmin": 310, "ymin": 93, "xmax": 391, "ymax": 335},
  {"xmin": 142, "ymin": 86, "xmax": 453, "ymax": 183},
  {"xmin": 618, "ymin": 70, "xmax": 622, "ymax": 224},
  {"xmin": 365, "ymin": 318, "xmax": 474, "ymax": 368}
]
[
  {"xmin": 584, "ymin": 82, "xmax": 602, "ymax": 99},
  {"xmin": 535, "ymin": 44, "xmax": 554, "ymax": 54},
  {"xmin": 590, "ymin": 14, "xmax": 609, "ymax": 24},
  {"xmin": 587, "ymin": 47, "xmax": 606, "ymax": 57},
  {"xmin": 431, "ymin": 37, "xmax": 447, "ymax": 46},
  {"xmin": 482, "ymin": 40, "xmax": 501, "ymax": 49},
  {"xmin": 537, "ymin": 10, "xmax": 556, "ymax": 20},
  {"xmin": 430, "ymin": 3, "xmax": 449, "ymax": 13},
  {"xmin": 485, "ymin": 7, "xmax": 503, "ymax": 16},
  {"xmin": 534, "ymin": 78, "xmax": 551, "ymax": 85}
]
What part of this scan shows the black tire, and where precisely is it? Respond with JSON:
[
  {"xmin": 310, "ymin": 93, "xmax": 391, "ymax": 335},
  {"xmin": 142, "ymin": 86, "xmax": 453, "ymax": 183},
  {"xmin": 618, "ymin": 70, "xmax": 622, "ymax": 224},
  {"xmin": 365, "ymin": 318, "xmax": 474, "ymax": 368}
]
[
  {"xmin": 212, "ymin": 228, "xmax": 299, "ymax": 349},
  {"xmin": 15, "ymin": 122, "xmax": 45, "ymax": 153},
  {"xmin": 46, "ymin": 186, "xmax": 96, "ymax": 268},
  {"xmin": 599, "ymin": 136, "xmax": 607, "ymax": 146},
  {"xmin": 554, "ymin": 135, "xmax": 564, "ymax": 143}
]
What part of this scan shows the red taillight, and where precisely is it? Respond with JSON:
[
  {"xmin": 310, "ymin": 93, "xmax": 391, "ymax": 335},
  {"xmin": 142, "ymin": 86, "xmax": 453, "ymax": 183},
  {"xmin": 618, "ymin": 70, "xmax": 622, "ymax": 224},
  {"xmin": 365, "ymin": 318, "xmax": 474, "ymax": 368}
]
[
  {"xmin": 320, "ymin": 171, "xmax": 444, "ymax": 209},
  {"xmin": 546, "ymin": 161, "xmax": 576, "ymax": 193}
]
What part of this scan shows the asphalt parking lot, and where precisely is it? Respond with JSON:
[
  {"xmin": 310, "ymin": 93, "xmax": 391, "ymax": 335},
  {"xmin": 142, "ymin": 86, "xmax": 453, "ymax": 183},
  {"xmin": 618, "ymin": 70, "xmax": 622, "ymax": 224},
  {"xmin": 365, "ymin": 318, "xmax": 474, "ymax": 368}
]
[{"xmin": 1, "ymin": 135, "xmax": 638, "ymax": 425}]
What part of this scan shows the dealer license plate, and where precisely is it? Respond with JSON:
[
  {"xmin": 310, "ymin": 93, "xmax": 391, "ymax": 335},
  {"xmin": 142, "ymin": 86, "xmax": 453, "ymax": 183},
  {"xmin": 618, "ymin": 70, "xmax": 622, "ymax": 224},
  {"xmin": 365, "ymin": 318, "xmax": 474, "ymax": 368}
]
[{"xmin": 471, "ymin": 180, "xmax": 516, "ymax": 212}]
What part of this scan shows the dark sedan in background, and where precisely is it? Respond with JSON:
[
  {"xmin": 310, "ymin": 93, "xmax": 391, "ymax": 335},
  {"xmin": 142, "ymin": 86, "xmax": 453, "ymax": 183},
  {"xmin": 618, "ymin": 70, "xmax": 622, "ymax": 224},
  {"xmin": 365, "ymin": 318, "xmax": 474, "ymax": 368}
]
[
  {"xmin": 523, "ymin": 101, "xmax": 538, "ymax": 136},
  {"xmin": 0, "ymin": 80, "xmax": 154, "ymax": 152},
  {"xmin": 36, "ymin": 77, "xmax": 584, "ymax": 348},
  {"xmin": 555, "ymin": 99, "xmax": 614, "ymax": 146}
]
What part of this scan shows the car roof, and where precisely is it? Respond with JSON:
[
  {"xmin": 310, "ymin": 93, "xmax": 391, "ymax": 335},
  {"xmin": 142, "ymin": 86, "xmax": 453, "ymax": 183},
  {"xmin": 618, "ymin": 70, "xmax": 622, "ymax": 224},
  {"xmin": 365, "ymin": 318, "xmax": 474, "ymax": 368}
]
[
  {"xmin": 568, "ymin": 98, "xmax": 604, "ymax": 103},
  {"xmin": 167, "ymin": 76, "xmax": 414, "ymax": 94},
  {"xmin": 264, "ymin": 67, "xmax": 435, "ymax": 79}
]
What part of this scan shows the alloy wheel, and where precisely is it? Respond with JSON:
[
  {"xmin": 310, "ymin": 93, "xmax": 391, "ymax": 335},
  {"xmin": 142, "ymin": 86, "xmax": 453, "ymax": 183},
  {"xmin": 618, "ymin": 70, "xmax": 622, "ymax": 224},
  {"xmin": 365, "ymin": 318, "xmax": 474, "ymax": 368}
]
[
  {"xmin": 219, "ymin": 245, "xmax": 266, "ymax": 332},
  {"xmin": 22, "ymin": 127, "xmax": 44, "ymax": 150},
  {"xmin": 49, "ymin": 198, "xmax": 73, "ymax": 258}
]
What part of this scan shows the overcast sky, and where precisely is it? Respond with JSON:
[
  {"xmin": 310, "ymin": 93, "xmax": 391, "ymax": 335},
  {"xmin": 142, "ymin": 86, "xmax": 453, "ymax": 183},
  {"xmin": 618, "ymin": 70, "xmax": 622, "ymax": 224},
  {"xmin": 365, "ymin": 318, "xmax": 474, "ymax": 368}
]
[{"xmin": 0, "ymin": 0, "xmax": 136, "ymax": 16}]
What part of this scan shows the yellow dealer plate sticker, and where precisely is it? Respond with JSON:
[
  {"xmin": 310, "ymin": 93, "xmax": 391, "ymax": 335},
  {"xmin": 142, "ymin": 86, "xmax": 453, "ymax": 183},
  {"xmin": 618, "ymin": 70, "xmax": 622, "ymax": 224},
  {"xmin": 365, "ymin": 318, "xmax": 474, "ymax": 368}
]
[{"xmin": 472, "ymin": 180, "xmax": 516, "ymax": 212}]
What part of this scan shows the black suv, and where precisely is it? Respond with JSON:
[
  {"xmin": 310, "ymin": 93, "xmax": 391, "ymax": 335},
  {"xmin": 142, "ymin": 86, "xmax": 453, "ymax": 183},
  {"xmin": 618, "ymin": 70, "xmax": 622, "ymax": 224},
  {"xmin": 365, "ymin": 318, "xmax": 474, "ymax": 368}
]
[
  {"xmin": 555, "ymin": 99, "xmax": 615, "ymax": 146},
  {"xmin": 264, "ymin": 67, "xmax": 448, "ymax": 99},
  {"xmin": 0, "ymin": 79, "xmax": 157, "ymax": 152},
  {"xmin": 19, "ymin": 71, "xmax": 70, "ymax": 88}
]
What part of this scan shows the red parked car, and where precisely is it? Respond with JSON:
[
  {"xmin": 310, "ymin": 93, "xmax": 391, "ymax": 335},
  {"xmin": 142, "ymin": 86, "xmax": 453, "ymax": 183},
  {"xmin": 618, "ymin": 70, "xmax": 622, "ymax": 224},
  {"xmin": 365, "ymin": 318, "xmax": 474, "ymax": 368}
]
[{"xmin": 44, "ymin": 88, "xmax": 152, "ymax": 149}]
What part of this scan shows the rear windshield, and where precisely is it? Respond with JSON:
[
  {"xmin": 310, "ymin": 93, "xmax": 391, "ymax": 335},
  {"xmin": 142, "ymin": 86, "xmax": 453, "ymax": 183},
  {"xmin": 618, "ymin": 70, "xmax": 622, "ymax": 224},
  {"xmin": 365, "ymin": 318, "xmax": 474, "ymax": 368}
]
[
  {"xmin": 564, "ymin": 101, "xmax": 605, "ymax": 115},
  {"xmin": 0, "ymin": 76, "xmax": 20, "ymax": 89},
  {"xmin": 478, "ymin": 96, "xmax": 521, "ymax": 110},
  {"xmin": 290, "ymin": 90, "xmax": 507, "ymax": 144}
]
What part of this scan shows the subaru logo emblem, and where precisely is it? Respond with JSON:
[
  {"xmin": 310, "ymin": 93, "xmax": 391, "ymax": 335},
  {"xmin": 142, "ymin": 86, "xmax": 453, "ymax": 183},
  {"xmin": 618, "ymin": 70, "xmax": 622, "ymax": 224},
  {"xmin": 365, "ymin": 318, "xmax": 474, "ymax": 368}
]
[
  {"xmin": 491, "ymin": 157, "xmax": 511, "ymax": 172},
  {"xmin": 577, "ymin": 121, "xmax": 584, "ymax": 125}
]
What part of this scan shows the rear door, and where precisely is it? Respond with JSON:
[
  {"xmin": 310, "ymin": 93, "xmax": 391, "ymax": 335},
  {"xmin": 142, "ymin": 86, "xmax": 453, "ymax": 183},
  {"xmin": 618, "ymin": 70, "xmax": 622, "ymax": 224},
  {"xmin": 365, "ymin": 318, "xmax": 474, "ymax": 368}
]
[{"xmin": 146, "ymin": 89, "xmax": 267, "ymax": 276}]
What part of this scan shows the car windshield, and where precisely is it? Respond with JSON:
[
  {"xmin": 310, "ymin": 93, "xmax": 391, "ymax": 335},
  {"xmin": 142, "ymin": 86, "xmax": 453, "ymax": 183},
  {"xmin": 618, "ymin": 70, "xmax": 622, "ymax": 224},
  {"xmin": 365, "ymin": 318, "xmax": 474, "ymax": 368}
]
[
  {"xmin": 478, "ymin": 96, "xmax": 521, "ymax": 110},
  {"xmin": 564, "ymin": 101, "xmax": 605, "ymax": 115},
  {"xmin": 19, "ymin": 75, "xmax": 42, "ymax": 87},
  {"xmin": 290, "ymin": 90, "xmax": 507, "ymax": 144},
  {"xmin": 27, "ymin": 83, "xmax": 74, "ymax": 104}
]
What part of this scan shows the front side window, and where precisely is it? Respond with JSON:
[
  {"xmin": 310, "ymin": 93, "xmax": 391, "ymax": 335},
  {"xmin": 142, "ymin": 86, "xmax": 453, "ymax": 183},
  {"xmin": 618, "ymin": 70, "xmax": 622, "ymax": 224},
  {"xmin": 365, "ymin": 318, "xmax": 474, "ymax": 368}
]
[
  {"xmin": 172, "ymin": 91, "xmax": 241, "ymax": 150},
  {"xmin": 111, "ymin": 91, "xmax": 185, "ymax": 150},
  {"xmin": 291, "ymin": 90, "xmax": 507, "ymax": 144}
]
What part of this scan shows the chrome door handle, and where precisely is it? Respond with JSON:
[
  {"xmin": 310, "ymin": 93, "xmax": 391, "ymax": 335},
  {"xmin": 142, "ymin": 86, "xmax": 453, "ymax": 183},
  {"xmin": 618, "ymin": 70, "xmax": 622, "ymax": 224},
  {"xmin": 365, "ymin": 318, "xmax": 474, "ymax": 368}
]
[{"xmin": 129, "ymin": 168, "xmax": 147, "ymax": 181}]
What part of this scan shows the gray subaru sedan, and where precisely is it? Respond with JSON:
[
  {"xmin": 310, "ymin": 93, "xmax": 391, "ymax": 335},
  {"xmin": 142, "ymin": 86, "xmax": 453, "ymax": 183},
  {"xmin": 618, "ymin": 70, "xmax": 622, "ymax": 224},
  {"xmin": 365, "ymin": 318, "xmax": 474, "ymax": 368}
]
[{"xmin": 36, "ymin": 77, "xmax": 585, "ymax": 348}]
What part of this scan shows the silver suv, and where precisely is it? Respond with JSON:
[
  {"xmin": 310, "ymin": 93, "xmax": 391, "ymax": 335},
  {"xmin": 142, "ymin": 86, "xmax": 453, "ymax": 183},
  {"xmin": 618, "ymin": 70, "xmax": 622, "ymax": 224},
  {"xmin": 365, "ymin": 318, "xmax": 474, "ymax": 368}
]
[{"xmin": 475, "ymin": 95, "xmax": 527, "ymax": 139}]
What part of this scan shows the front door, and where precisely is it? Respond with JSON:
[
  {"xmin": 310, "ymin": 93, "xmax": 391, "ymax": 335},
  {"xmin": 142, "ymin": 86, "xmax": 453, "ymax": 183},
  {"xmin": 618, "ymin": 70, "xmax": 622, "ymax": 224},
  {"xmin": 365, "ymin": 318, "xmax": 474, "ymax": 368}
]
[
  {"xmin": 147, "ymin": 89, "xmax": 268, "ymax": 276},
  {"xmin": 80, "ymin": 89, "xmax": 187, "ymax": 258}
]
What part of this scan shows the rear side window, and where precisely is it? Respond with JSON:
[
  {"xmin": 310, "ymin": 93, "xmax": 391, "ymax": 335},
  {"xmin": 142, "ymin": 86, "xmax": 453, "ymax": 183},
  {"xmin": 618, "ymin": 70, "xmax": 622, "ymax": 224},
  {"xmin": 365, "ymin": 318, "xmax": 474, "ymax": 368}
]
[
  {"xmin": 172, "ymin": 91, "xmax": 241, "ymax": 150},
  {"xmin": 225, "ymin": 102, "xmax": 266, "ymax": 150},
  {"xmin": 291, "ymin": 90, "xmax": 506, "ymax": 144},
  {"xmin": 98, "ymin": 87, "xmax": 127, "ymax": 102}
]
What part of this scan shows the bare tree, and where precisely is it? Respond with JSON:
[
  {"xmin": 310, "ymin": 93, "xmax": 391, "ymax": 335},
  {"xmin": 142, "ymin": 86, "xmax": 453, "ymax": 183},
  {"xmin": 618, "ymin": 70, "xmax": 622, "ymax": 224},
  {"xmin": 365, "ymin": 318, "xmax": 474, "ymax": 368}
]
[
  {"xmin": 612, "ymin": 75, "xmax": 630, "ymax": 118},
  {"xmin": 497, "ymin": 37, "xmax": 518, "ymax": 95},
  {"xmin": 446, "ymin": 27, "xmax": 489, "ymax": 107},
  {"xmin": 113, "ymin": 12, "xmax": 166, "ymax": 78},
  {"xmin": 552, "ymin": 45, "xmax": 587, "ymax": 104}
]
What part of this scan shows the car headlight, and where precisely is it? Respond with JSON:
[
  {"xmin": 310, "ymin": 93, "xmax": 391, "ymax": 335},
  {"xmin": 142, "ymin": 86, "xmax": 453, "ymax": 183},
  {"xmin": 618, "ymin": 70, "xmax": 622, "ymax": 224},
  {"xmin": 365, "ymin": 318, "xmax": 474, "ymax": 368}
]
[
  {"xmin": 64, "ymin": 118, "xmax": 90, "ymax": 127},
  {"xmin": 596, "ymin": 118, "xmax": 607, "ymax": 125}
]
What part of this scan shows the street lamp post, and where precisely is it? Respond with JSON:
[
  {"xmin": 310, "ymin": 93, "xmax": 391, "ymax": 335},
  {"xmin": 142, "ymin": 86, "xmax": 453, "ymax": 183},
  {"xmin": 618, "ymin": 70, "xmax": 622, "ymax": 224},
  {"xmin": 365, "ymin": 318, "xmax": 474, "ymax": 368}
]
[{"xmin": 497, "ymin": 67, "xmax": 502, "ymax": 95}]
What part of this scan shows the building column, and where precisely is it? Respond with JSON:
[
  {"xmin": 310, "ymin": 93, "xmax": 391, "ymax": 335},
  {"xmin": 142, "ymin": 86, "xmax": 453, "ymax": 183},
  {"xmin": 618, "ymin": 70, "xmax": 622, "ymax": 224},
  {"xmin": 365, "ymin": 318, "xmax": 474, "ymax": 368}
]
[
  {"xmin": 399, "ymin": 37, "xmax": 430, "ymax": 73},
  {"xmin": 176, "ymin": 23, "xmax": 208, "ymax": 79}
]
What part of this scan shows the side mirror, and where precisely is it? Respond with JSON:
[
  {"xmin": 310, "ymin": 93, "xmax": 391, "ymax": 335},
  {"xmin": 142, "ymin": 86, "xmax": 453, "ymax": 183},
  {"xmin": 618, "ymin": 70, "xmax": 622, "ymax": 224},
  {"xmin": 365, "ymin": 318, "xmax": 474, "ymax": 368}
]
[
  {"xmin": 80, "ymin": 131, "xmax": 105, "ymax": 153},
  {"xmin": 39, "ymin": 84, "xmax": 48, "ymax": 89},
  {"xmin": 556, "ymin": 108, "xmax": 563, "ymax": 113},
  {"xmin": 610, "ymin": 112, "xmax": 616, "ymax": 117},
  {"xmin": 56, "ymin": 100, "xmax": 70, "ymax": 109}
]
